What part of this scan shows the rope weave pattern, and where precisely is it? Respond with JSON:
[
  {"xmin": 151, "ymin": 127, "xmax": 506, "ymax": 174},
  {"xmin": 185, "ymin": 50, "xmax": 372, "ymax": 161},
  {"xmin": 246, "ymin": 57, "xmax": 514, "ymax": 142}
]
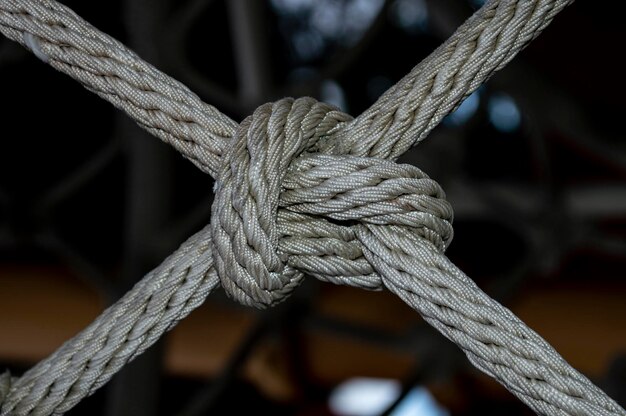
[
  {"xmin": 0, "ymin": 0, "xmax": 624, "ymax": 415},
  {"xmin": 334, "ymin": 0, "xmax": 574, "ymax": 159},
  {"xmin": 0, "ymin": 0, "xmax": 236, "ymax": 177},
  {"xmin": 2, "ymin": 227, "xmax": 219, "ymax": 415}
]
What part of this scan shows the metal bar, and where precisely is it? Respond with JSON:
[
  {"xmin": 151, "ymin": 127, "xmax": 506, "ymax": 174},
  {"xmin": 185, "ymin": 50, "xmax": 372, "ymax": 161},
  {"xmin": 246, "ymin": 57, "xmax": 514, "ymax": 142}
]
[
  {"xmin": 176, "ymin": 315, "xmax": 269, "ymax": 416},
  {"xmin": 177, "ymin": 296, "xmax": 309, "ymax": 416},
  {"xmin": 227, "ymin": 0, "xmax": 272, "ymax": 112}
]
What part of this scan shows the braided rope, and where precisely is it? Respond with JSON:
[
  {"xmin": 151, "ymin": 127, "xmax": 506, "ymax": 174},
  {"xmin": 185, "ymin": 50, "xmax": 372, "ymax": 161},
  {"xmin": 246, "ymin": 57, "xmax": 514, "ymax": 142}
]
[
  {"xmin": 333, "ymin": 0, "xmax": 574, "ymax": 159},
  {"xmin": 0, "ymin": 0, "xmax": 624, "ymax": 415},
  {"xmin": 358, "ymin": 227, "xmax": 622, "ymax": 415},
  {"xmin": 0, "ymin": 0, "xmax": 236, "ymax": 177},
  {"xmin": 3, "ymin": 227, "xmax": 219, "ymax": 415}
]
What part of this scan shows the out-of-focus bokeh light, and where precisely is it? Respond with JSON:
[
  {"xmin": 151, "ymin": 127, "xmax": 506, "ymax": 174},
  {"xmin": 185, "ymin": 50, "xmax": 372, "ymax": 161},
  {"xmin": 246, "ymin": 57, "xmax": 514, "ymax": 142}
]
[
  {"xmin": 470, "ymin": 0, "xmax": 488, "ymax": 8},
  {"xmin": 390, "ymin": 0, "xmax": 429, "ymax": 33},
  {"xmin": 292, "ymin": 30, "xmax": 325, "ymax": 60},
  {"xmin": 445, "ymin": 89, "xmax": 481, "ymax": 126},
  {"xmin": 271, "ymin": 0, "xmax": 385, "ymax": 61},
  {"xmin": 390, "ymin": 387, "xmax": 449, "ymax": 416},
  {"xmin": 329, "ymin": 378, "xmax": 401, "ymax": 415},
  {"xmin": 329, "ymin": 377, "xmax": 448, "ymax": 416},
  {"xmin": 321, "ymin": 79, "xmax": 348, "ymax": 111},
  {"xmin": 271, "ymin": 0, "xmax": 315, "ymax": 14},
  {"xmin": 488, "ymin": 93, "xmax": 522, "ymax": 133}
]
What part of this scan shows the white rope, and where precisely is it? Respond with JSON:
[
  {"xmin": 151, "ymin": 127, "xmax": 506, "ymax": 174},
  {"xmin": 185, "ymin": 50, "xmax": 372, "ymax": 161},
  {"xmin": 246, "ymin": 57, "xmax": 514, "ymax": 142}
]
[
  {"xmin": 358, "ymin": 227, "xmax": 622, "ymax": 415},
  {"xmin": 0, "ymin": 0, "xmax": 236, "ymax": 177},
  {"xmin": 0, "ymin": 0, "xmax": 624, "ymax": 415},
  {"xmin": 333, "ymin": 0, "xmax": 574, "ymax": 159},
  {"xmin": 3, "ymin": 227, "xmax": 219, "ymax": 415}
]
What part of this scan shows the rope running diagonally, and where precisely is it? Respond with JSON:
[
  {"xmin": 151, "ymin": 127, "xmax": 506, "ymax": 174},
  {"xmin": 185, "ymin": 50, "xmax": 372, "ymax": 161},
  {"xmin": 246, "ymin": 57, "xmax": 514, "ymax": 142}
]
[{"xmin": 0, "ymin": 0, "xmax": 624, "ymax": 415}]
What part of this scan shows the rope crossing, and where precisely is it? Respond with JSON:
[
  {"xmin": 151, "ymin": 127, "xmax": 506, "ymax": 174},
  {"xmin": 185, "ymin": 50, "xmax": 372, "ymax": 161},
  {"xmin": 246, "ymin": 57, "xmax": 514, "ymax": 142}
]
[{"xmin": 0, "ymin": 0, "xmax": 623, "ymax": 415}]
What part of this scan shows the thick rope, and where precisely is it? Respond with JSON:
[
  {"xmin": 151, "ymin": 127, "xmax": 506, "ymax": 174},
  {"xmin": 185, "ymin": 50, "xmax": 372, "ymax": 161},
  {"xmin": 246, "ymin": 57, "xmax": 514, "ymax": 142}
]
[
  {"xmin": 0, "ymin": 0, "xmax": 624, "ymax": 415},
  {"xmin": 0, "ymin": 0, "xmax": 236, "ymax": 177},
  {"xmin": 332, "ymin": 0, "xmax": 574, "ymax": 159},
  {"xmin": 358, "ymin": 227, "xmax": 623, "ymax": 415},
  {"xmin": 3, "ymin": 227, "xmax": 219, "ymax": 415},
  {"xmin": 0, "ymin": 0, "xmax": 573, "ymax": 173}
]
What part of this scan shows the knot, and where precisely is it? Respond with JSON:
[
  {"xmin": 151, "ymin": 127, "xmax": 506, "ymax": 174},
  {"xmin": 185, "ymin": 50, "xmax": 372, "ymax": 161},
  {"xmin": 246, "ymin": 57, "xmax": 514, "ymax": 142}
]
[
  {"xmin": 211, "ymin": 98, "xmax": 350, "ymax": 307},
  {"xmin": 282, "ymin": 155, "xmax": 454, "ymax": 251},
  {"xmin": 211, "ymin": 97, "xmax": 453, "ymax": 308}
]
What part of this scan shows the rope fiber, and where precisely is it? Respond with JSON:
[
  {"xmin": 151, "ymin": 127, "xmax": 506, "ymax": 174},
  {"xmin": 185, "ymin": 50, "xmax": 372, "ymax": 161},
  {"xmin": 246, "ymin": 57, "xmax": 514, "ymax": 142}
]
[{"xmin": 0, "ymin": 0, "xmax": 624, "ymax": 415}]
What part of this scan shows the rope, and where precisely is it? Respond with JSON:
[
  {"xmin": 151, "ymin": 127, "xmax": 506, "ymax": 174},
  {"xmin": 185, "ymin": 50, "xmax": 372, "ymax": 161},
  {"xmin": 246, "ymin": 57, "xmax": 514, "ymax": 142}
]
[
  {"xmin": 359, "ymin": 227, "xmax": 622, "ymax": 415},
  {"xmin": 0, "ymin": 0, "xmax": 624, "ymax": 415},
  {"xmin": 3, "ymin": 227, "xmax": 219, "ymax": 416},
  {"xmin": 0, "ymin": 0, "xmax": 573, "ymax": 173},
  {"xmin": 0, "ymin": 0, "xmax": 236, "ymax": 177},
  {"xmin": 333, "ymin": 0, "xmax": 574, "ymax": 159}
]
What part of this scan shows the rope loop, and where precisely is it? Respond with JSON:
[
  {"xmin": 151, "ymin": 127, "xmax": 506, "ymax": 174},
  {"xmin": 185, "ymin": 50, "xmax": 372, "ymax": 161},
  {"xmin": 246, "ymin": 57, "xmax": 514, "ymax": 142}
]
[{"xmin": 211, "ymin": 97, "xmax": 453, "ymax": 307}]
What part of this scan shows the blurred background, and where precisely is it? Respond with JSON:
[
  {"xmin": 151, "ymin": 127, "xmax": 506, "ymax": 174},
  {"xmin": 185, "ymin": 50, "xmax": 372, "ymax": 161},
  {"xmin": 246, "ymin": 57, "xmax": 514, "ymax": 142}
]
[{"xmin": 1, "ymin": 0, "xmax": 625, "ymax": 415}]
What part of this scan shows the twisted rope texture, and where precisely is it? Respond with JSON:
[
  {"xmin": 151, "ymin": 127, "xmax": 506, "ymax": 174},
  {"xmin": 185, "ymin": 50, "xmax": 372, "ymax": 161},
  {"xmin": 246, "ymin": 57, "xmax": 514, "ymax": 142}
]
[{"xmin": 0, "ymin": 0, "xmax": 624, "ymax": 415}]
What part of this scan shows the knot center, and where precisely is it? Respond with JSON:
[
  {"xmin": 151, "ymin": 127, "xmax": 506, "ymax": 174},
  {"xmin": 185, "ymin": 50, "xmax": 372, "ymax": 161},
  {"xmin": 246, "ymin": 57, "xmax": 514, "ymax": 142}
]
[{"xmin": 210, "ymin": 97, "xmax": 349, "ymax": 307}]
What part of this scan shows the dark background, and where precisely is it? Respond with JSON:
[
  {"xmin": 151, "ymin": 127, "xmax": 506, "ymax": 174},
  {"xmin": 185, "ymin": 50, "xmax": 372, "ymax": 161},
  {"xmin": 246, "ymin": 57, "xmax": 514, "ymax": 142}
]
[{"xmin": 0, "ymin": 0, "xmax": 625, "ymax": 415}]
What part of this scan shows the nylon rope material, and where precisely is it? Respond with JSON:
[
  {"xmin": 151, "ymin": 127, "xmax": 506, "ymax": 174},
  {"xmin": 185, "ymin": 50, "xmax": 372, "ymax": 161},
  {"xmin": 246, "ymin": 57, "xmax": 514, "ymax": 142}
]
[{"xmin": 0, "ymin": 0, "xmax": 624, "ymax": 415}]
